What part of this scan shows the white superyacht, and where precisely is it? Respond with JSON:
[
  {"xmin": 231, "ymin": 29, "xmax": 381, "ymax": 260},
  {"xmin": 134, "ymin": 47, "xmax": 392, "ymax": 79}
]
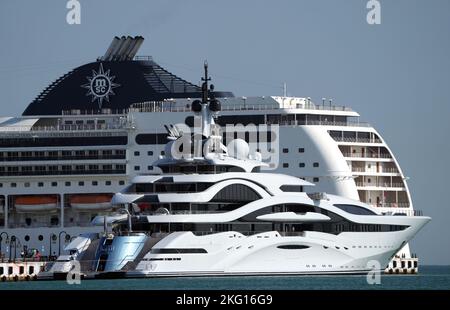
[{"xmin": 100, "ymin": 64, "xmax": 429, "ymax": 276}]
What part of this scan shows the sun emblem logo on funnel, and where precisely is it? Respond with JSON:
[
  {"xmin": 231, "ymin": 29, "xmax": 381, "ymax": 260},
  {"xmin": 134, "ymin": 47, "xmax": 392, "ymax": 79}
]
[{"xmin": 81, "ymin": 63, "xmax": 120, "ymax": 109}]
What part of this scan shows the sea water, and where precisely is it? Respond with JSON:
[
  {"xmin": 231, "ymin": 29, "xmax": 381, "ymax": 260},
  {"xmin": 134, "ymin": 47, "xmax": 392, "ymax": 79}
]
[{"xmin": 1, "ymin": 266, "xmax": 449, "ymax": 290}]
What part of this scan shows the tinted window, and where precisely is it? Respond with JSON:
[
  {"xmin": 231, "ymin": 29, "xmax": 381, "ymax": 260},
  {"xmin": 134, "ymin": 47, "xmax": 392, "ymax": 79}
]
[
  {"xmin": 211, "ymin": 184, "xmax": 261, "ymax": 203},
  {"xmin": 334, "ymin": 204, "xmax": 377, "ymax": 215},
  {"xmin": 277, "ymin": 245, "xmax": 310, "ymax": 250},
  {"xmin": 280, "ymin": 185, "xmax": 303, "ymax": 192},
  {"xmin": 151, "ymin": 248, "xmax": 207, "ymax": 254}
]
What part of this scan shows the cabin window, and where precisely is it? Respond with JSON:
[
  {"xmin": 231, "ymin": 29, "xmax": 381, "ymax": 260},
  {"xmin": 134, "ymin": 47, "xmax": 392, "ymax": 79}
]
[
  {"xmin": 333, "ymin": 204, "xmax": 377, "ymax": 215},
  {"xmin": 119, "ymin": 180, "xmax": 125, "ymax": 186},
  {"xmin": 211, "ymin": 184, "xmax": 261, "ymax": 203},
  {"xmin": 147, "ymin": 151, "xmax": 153, "ymax": 156},
  {"xmin": 105, "ymin": 181, "xmax": 111, "ymax": 186},
  {"xmin": 24, "ymin": 235, "xmax": 30, "ymax": 242},
  {"xmin": 134, "ymin": 166, "xmax": 140, "ymax": 171},
  {"xmin": 38, "ymin": 235, "xmax": 43, "ymax": 241},
  {"xmin": 150, "ymin": 248, "xmax": 208, "ymax": 254},
  {"xmin": 280, "ymin": 185, "xmax": 303, "ymax": 192},
  {"xmin": 283, "ymin": 148, "xmax": 289, "ymax": 153},
  {"xmin": 283, "ymin": 163, "xmax": 289, "ymax": 168},
  {"xmin": 313, "ymin": 177, "xmax": 319, "ymax": 182},
  {"xmin": 78, "ymin": 181, "xmax": 84, "ymax": 186},
  {"xmin": 51, "ymin": 182, "xmax": 57, "ymax": 187},
  {"xmin": 65, "ymin": 182, "xmax": 71, "ymax": 187},
  {"xmin": 11, "ymin": 183, "xmax": 16, "ymax": 188},
  {"xmin": 313, "ymin": 162, "xmax": 319, "ymax": 167},
  {"xmin": 134, "ymin": 151, "xmax": 140, "ymax": 156},
  {"xmin": 38, "ymin": 182, "xmax": 44, "ymax": 187},
  {"xmin": 298, "ymin": 148, "xmax": 305, "ymax": 153},
  {"xmin": 277, "ymin": 245, "xmax": 310, "ymax": 250},
  {"xmin": 92, "ymin": 181, "xmax": 98, "ymax": 186},
  {"xmin": 299, "ymin": 163, "xmax": 305, "ymax": 168}
]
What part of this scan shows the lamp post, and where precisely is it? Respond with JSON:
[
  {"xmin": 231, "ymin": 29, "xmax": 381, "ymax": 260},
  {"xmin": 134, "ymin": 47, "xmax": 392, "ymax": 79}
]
[
  {"xmin": 121, "ymin": 207, "xmax": 132, "ymax": 233},
  {"xmin": 9, "ymin": 235, "xmax": 16, "ymax": 262},
  {"xmin": 58, "ymin": 231, "xmax": 68, "ymax": 256},
  {"xmin": 49, "ymin": 233, "xmax": 56, "ymax": 260},
  {"xmin": 0, "ymin": 232, "xmax": 9, "ymax": 262}
]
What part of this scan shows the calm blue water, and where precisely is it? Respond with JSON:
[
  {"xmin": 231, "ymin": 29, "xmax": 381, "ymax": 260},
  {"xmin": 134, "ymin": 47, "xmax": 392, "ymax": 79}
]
[{"xmin": 1, "ymin": 266, "xmax": 449, "ymax": 290}]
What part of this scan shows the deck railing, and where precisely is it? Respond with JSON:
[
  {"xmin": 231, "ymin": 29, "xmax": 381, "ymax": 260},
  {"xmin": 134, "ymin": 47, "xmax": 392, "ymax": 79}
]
[
  {"xmin": 356, "ymin": 182, "xmax": 405, "ymax": 188},
  {"xmin": 343, "ymin": 152, "xmax": 392, "ymax": 158}
]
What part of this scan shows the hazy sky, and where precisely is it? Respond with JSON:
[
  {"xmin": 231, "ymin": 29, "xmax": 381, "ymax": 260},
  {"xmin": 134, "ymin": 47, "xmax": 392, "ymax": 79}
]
[{"xmin": 0, "ymin": 0, "xmax": 449, "ymax": 264}]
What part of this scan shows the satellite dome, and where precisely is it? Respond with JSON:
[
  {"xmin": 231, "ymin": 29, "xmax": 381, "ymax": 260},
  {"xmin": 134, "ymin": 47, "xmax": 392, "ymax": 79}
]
[{"xmin": 227, "ymin": 139, "xmax": 249, "ymax": 160}]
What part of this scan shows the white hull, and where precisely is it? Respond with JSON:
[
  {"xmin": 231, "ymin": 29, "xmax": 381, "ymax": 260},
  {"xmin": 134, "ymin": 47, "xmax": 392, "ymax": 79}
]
[{"xmin": 128, "ymin": 214, "xmax": 429, "ymax": 277}]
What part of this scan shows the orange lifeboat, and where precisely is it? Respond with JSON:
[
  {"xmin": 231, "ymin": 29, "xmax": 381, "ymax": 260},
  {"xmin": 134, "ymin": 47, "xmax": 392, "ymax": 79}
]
[
  {"xmin": 70, "ymin": 194, "xmax": 112, "ymax": 211},
  {"xmin": 15, "ymin": 196, "xmax": 58, "ymax": 212}
]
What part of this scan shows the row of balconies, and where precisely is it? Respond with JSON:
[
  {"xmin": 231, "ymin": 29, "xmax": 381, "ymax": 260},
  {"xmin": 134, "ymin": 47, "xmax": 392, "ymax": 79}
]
[
  {"xmin": 355, "ymin": 181, "xmax": 405, "ymax": 188},
  {"xmin": 351, "ymin": 167, "xmax": 399, "ymax": 173}
]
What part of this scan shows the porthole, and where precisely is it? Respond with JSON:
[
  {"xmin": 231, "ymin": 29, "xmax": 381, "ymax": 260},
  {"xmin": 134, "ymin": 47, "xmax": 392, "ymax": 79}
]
[
  {"xmin": 38, "ymin": 235, "xmax": 43, "ymax": 241},
  {"xmin": 24, "ymin": 235, "xmax": 30, "ymax": 242}
]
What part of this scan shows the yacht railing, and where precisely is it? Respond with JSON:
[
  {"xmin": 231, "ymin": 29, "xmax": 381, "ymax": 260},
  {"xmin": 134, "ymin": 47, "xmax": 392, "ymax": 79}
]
[
  {"xmin": 192, "ymin": 231, "xmax": 306, "ymax": 237},
  {"xmin": 382, "ymin": 209, "xmax": 424, "ymax": 216}
]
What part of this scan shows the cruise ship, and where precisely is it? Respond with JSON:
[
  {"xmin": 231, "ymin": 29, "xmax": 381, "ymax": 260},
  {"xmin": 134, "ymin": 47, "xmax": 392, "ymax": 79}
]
[{"xmin": 0, "ymin": 36, "xmax": 419, "ymax": 263}]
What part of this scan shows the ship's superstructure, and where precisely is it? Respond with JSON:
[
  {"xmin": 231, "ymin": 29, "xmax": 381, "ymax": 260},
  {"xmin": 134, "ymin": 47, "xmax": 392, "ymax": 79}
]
[{"xmin": 0, "ymin": 36, "xmax": 418, "ymax": 261}]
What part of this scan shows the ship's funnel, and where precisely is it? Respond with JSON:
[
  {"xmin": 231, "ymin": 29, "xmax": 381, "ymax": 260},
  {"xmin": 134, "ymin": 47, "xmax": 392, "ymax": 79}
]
[
  {"xmin": 101, "ymin": 36, "xmax": 145, "ymax": 62},
  {"xmin": 109, "ymin": 36, "xmax": 126, "ymax": 61},
  {"xmin": 115, "ymin": 36, "xmax": 133, "ymax": 61},
  {"xmin": 128, "ymin": 36, "xmax": 144, "ymax": 60},
  {"xmin": 102, "ymin": 36, "xmax": 120, "ymax": 61},
  {"xmin": 121, "ymin": 38, "xmax": 138, "ymax": 61}
]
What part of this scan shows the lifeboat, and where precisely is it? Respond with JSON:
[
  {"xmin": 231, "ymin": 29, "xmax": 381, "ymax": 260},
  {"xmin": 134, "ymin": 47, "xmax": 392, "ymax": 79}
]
[
  {"xmin": 15, "ymin": 196, "xmax": 58, "ymax": 212},
  {"xmin": 70, "ymin": 194, "xmax": 113, "ymax": 211}
]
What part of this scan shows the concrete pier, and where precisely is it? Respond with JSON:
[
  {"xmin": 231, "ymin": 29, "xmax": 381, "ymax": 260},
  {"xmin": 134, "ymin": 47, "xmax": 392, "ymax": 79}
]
[
  {"xmin": 385, "ymin": 256, "xmax": 419, "ymax": 274},
  {"xmin": 0, "ymin": 261, "xmax": 47, "ymax": 281}
]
